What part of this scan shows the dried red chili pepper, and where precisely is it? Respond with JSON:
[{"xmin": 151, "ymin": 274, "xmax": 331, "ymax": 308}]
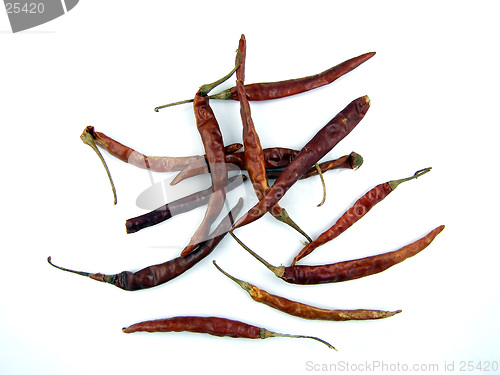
[
  {"xmin": 125, "ymin": 175, "xmax": 246, "ymax": 234},
  {"xmin": 154, "ymin": 51, "xmax": 375, "ymax": 111},
  {"xmin": 170, "ymin": 147, "xmax": 299, "ymax": 185},
  {"xmin": 292, "ymin": 167, "xmax": 432, "ymax": 265},
  {"xmin": 181, "ymin": 51, "xmax": 241, "ymax": 257},
  {"xmin": 82, "ymin": 126, "xmax": 243, "ymax": 172},
  {"xmin": 265, "ymin": 152, "xmax": 363, "ymax": 180},
  {"xmin": 236, "ymin": 62, "xmax": 311, "ymax": 241},
  {"xmin": 295, "ymin": 152, "xmax": 363, "ymax": 180},
  {"xmin": 122, "ymin": 316, "xmax": 335, "ymax": 349},
  {"xmin": 231, "ymin": 95, "xmax": 371, "ymax": 231},
  {"xmin": 231, "ymin": 225, "xmax": 445, "ymax": 285},
  {"xmin": 80, "ymin": 126, "xmax": 243, "ymax": 206},
  {"xmin": 47, "ymin": 199, "xmax": 243, "ymax": 291},
  {"xmin": 213, "ymin": 261, "xmax": 401, "ymax": 321}
]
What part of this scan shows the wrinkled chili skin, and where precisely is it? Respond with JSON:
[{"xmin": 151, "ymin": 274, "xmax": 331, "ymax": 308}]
[
  {"xmin": 84, "ymin": 126, "xmax": 241, "ymax": 173},
  {"xmin": 281, "ymin": 225, "xmax": 444, "ymax": 285},
  {"xmin": 226, "ymin": 52, "xmax": 375, "ymax": 101},
  {"xmin": 85, "ymin": 126, "xmax": 204, "ymax": 172},
  {"xmin": 192, "ymin": 92, "xmax": 228, "ymax": 191},
  {"xmin": 182, "ymin": 91, "xmax": 228, "ymax": 256},
  {"xmin": 123, "ymin": 316, "xmax": 262, "ymax": 339},
  {"xmin": 232, "ymin": 95, "xmax": 370, "ymax": 230},
  {"xmin": 125, "ymin": 175, "xmax": 245, "ymax": 234},
  {"xmin": 104, "ymin": 199, "xmax": 243, "ymax": 291},
  {"xmin": 237, "ymin": 80, "xmax": 269, "ymax": 200},
  {"xmin": 236, "ymin": 34, "xmax": 246, "ymax": 83},
  {"xmin": 292, "ymin": 182, "xmax": 392, "ymax": 264},
  {"xmin": 250, "ymin": 287, "xmax": 399, "ymax": 321}
]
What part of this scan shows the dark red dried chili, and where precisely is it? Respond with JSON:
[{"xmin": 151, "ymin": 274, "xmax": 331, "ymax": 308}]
[
  {"xmin": 181, "ymin": 51, "xmax": 241, "ymax": 257},
  {"xmin": 125, "ymin": 174, "xmax": 246, "ymax": 234},
  {"xmin": 236, "ymin": 60, "xmax": 311, "ymax": 241},
  {"xmin": 154, "ymin": 52, "xmax": 375, "ymax": 111},
  {"xmin": 85, "ymin": 125, "xmax": 244, "ymax": 172},
  {"xmin": 292, "ymin": 167, "xmax": 431, "ymax": 265},
  {"xmin": 122, "ymin": 316, "xmax": 335, "ymax": 349},
  {"xmin": 231, "ymin": 95, "xmax": 371, "ymax": 231},
  {"xmin": 47, "ymin": 199, "xmax": 243, "ymax": 291},
  {"xmin": 80, "ymin": 126, "xmax": 243, "ymax": 205},
  {"xmin": 266, "ymin": 152, "xmax": 363, "ymax": 180},
  {"xmin": 231, "ymin": 225, "xmax": 444, "ymax": 285},
  {"xmin": 213, "ymin": 261, "xmax": 401, "ymax": 321}
]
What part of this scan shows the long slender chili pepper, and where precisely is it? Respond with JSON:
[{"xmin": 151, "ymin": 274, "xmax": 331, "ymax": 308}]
[
  {"xmin": 291, "ymin": 168, "xmax": 432, "ymax": 265},
  {"xmin": 236, "ymin": 58, "xmax": 311, "ymax": 241},
  {"xmin": 82, "ymin": 126, "xmax": 243, "ymax": 172},
  {"xmin": 213, "ymin": 261, "xmax": 401, "ymax": 321},
  {"xmin": 154, "ymin": 52, "xmax": 375, "ymax": 111},
  {"xmin": 231, "ymin": 95, "xmax": 371, "ymax": 231},
  {"xmin": 181, "ymin": 51, "xmax": 241, "ymax": 257},
  {"xmin": 47, "ymin": 199, "xmax": 243, "ymax": 291},
  {"xmin": 170, "ymin": 147, "xmax": 299, "ymax": 185},
  {"xmin": 125, "ymin": 175, "xmax": 246, "ymax": 234},
  {"xmin": 122, "ymin": 316, "xmax": 335, "ymax": 349},
  {"xmin": 231, "ymin": 225, "xmax": 444, "ymax": 285}
]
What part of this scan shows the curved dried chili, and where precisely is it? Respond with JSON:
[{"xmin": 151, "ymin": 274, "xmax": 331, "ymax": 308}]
[
  {"xmin": 125, "ymin": 174, "xmax": 246, "ymax": 234},
  {"xmin": 292, "ymin": 168, "xmax": 431, "ymax": 265},
  {"xmin": 235, "ymin": 59, "xmax": 311, "ymax": 241},
  {"xmin": 231, "ymin": 225, "xmax": 444, "ymax": 285},
  {"xmin": 122, "ymin": 315, "xmax": 335, "ymax": 349},
  {"xmin": 213, "ymin": 261, "xmax": 401, "ymax": 321},
  {"xmin": 154, "ymin": 52, "xmax": 375, "ymax": 111},
  {"xmin": 181, "ymin": 51, "xmax": 241, "ymax": 257},
  {"xmin": 47, "ymin": 199, "xmax": 243, "ymax": 291}
]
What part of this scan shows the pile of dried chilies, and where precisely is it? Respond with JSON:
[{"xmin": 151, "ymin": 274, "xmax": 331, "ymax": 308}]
[{"xmin": 48, "ymin": 35, "xmax": 444, "ymax": 350}]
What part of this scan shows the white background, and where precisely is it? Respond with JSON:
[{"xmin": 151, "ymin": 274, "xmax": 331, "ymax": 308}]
[{"xmin": 1, "ymin": 1, "xmax": 499, "ymax": 374}]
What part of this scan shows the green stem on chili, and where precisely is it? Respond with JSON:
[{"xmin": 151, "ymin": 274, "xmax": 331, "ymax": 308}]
[
  {"xmin": 80, "ymin": 128, "xmax": 117, "ymax": 205},
  {"xmin": 315, "ymin": 163, "xmax": 327, "ymax": 207}
]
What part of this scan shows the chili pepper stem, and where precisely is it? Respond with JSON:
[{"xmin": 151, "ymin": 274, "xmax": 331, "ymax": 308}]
[
  {"xmin": 274, "ymin": 208, "xmax": 313, "ymax": 243},
  {"xmin": 155, "ymin": 51, "xmax": 242, "ymax": 111},
  {"xmin": 387, "ymin": 167, "xmax": 432, "ymax": 190},
  {"xmin": 199, "ymin": 50, "xmax": 241, "ymax": 96},
  {"xmin": 314, "ymin": 163, "xmax": 327, "ymax": 207},
  {"xmin": 154, "ymin": 90, "xmax": 235, "ymax": 112},
  {"xmin": 260, "ymin": 329, "xmax": 336, "ymax": 350},
  {"xmin": 47, "ymin": 256, "xmax": 116, "ymax": 284},
  {"xmin": 154, "ymin": 98, "xmax": 194, "ymax": 112},
  {"xmin": 80, "ymin": 128, "xmax": 117, "ymax": 205},
  {"xmin": 229, "ymin": 232, "xmax": 285, "ymax": 278},
  {"xmin": 212, "ymin": 260, "xmax": 252, "ymax": 292},
  {"xmin": 351, "ymin": 152, "xmax": 364, "ymax": 170}
]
